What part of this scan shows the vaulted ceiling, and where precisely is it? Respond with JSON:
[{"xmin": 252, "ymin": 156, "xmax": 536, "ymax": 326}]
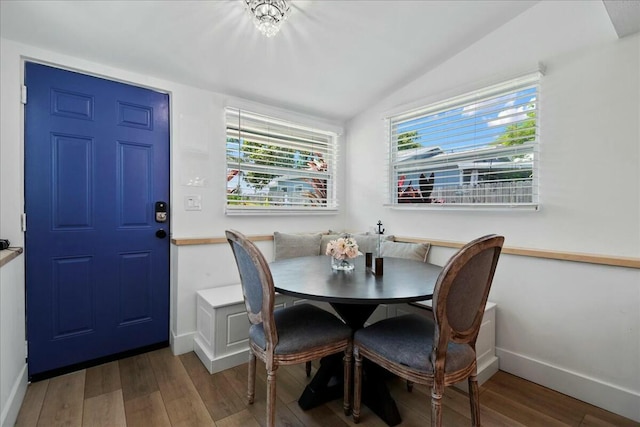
[{"xmin": 2, "ymin": 1, "xmax": 633, "ymax": 122}]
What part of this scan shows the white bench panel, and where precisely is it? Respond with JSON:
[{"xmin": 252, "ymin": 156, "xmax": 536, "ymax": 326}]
[{"xmin": 194, "ymin": 284, "xmax": 498, "ymax": 385}]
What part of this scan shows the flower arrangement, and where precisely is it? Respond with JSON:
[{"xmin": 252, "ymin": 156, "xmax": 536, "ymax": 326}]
[{"xmin": 325, "ymin": 236, "xmax": 361, "ymax": 260}]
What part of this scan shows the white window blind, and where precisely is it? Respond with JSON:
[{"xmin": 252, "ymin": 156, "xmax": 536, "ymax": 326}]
[
  {"xmin": 388, "ymin": 71, "xmax": 541, "ymax": 209},
  {"xmin": 226, "ymin": 107, "xmax": 338, "ymax": 214}
]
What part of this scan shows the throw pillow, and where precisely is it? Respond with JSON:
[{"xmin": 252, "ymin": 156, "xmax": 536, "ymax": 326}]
[
  {"xmin": 273, "ymin": 232, "xmax": 322, "ymax": 260},
  {"xmin": 380, "ymin": 241, "xmax": 431, "ymax": 262},
  {"xmin": 322, "ymin": 231, "xmax": 394, "ymax": 255},
  {"xmin": 353, "ymin": 233, "xmax": 395, "ymax": 255}
]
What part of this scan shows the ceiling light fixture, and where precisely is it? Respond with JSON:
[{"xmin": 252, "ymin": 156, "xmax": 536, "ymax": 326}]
[{"xmin": 244, "ymin": 0, "xmax": 290, "ymax": 38}]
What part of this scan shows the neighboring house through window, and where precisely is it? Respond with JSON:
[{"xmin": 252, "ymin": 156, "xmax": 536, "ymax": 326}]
[
  {"xmin": 387, "ymin": 70, "xmax": 542, "ymax": 209},
  {"xmin": 226, "ymin": 107, "xmax": 338, "ymax": 214}
]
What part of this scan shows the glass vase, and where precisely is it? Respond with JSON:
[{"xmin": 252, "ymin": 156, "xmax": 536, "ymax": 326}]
[{"xmin": 331, "ymin": 257, "xmax": 354, "ymax": 271}]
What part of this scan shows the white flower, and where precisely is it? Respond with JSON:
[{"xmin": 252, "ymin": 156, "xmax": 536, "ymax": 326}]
[{"xmin": 325, "ymin": 236, "xmax": 361, "ymax": 260}]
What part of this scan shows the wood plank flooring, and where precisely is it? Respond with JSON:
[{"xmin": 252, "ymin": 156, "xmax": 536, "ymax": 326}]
[{"xmin": 14, "ymin": 347, "xmax": 638, "ymax": 427}]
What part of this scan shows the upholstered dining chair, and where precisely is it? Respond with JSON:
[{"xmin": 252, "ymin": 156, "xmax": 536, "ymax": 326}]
[
  {"xmin": 226, "ymin": 230, "xmax": 353, "ymax": 427},
  {"xmin": 352, "ymin": 234, "xmax": 504, "ymax": 426}
]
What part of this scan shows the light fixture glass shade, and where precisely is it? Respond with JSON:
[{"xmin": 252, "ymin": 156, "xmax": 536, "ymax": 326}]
[{"xmin": 245, "ymin": 0, "xmax": 290, "ymax": 37}]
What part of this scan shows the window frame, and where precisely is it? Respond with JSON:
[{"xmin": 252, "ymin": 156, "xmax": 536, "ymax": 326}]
[
  {"xmin": 225, "ymin": 106, "xmax": 339, "ymax": 215},
  {"xmin": 386, "ymin": 71, "xmax": 543, "ymax": 211}
]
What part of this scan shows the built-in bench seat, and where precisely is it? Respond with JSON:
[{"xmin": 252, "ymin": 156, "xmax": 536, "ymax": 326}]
[
  {"xmin": 194, "ymin": 285, "xmax": 297, "ymax": 374},
  {"xmin": 193, "ymin": 282, "xmax": 498, "ymax": 388}
]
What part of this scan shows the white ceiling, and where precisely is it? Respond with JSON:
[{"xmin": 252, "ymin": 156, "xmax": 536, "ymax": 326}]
[
  {"xmin": 3, "ymin": 0, "xmax": 552, "ymax": 121},
  {"xmin": 603, "ymin": 0, "xmax": 640, "ymax": 38}
]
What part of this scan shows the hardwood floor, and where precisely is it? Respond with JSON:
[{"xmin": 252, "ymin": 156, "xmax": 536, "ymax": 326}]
[{"xmin": 15, "ymin": 347, "xmax": 638, "ymax": 427}]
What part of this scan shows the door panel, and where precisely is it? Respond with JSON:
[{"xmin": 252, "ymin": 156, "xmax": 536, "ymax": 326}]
[
  {"xmin": 52, "ymin": 256, "xmax": 95, "ymax": 338},
  {"xmin": 25, "ymin": 62, "xmax": 170, "ymax": 378},
  {"xmin": 119, "ymin": 251, "xmax": 152, "ymax": 324},
  {"xmin": 119, "ymin": 141, "xmax": 152, "ymax": 226},
  {"xmin": 52, "ymin": 134, "xmax": 94, "ymax": 229}
]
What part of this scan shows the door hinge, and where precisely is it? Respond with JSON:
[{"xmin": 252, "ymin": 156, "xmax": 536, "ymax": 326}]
[
  {"xmin": 21, "ymin": 85, "xmax": 27, "ymax": 104},
  {"xmin": 25, "ymin": 340, "xmax": 28, "ymax": 360},
  {"xmin": 21, "ymin": 213, "xmax": 27, "ymax": 232}
]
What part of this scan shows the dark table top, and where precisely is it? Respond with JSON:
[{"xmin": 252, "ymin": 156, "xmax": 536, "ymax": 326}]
[{"xmin": 270, "ymin": 255, "xmax": 441, "ymax": 305}]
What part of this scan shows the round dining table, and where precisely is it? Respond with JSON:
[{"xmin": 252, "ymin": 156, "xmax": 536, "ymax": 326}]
[{"xmin": 270, "ymin": 255, "xmax": 442, "ymax": 426}]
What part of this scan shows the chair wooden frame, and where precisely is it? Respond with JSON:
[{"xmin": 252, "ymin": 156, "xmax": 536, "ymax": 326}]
[
  {"xmin": 226, "ymin": 230, "xmax": 353, "ymax": 427},
  {"xmin": 353, "ymin": 234, "xmax": 504, "ymax": 426}
]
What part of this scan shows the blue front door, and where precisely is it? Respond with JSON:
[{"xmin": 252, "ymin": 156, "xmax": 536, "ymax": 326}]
[{"xmin": 25, "ymin": 63, "xmax": 170, "ymax": 378}]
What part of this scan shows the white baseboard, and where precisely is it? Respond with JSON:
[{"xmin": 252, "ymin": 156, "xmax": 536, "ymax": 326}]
[
  {"xmin": 496, "ymin": 347, "xmax": 640, "ymax": 423},
  {"xmin": 170, "ymin": 330, "xmax": 195, "ymax": 356},
  {"xmin": 454, "ymin": 355, "xmax": 500, "ymax": 393},
  {"xmin": 193, "ymin": 336, "xmax": 250, "ymax": 374},
  {"xmin": 0, "ymin": 363, "xmax": 27, "ymax": 427}
]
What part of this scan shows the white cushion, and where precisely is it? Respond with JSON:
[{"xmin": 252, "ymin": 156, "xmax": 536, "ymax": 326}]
[
  {"xmin": 273, "ymin": 232, "xmax": 322, "ymax": 260},
  {"xmin": 380, "ymin": 241, "xmax": 431, "ymax": 262}
]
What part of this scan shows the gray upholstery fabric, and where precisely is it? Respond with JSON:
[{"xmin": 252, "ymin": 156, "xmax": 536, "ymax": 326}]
[
  {"xmin": 250, "ymin": 304, "xmax": 351, "ymax": 354},
  {"xmin": 353, "ymin": 234, "xmax": 394, "ymax": 255},
  {"xmin": 231, "ymin": 240, "xmax": 263, "ymax": 315},
  {"xmin": 273, "ymin": 232, "xmax": 322, "ymax": 260},
  {"xmin": 380, "ymin": 241, "xmax": 431, "ymax": 262},
  {"xmin": 446, "ymin": 248, "xmax": 494, "ymax": 332},
  {"xmin": 354, "ymin": 314, "xmax": 475, "ymax": 374}
]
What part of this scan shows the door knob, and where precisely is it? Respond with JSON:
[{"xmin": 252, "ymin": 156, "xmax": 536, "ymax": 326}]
[{"xmin": 156, "ymin": 229, "xmax": 167, "ymax": 239}]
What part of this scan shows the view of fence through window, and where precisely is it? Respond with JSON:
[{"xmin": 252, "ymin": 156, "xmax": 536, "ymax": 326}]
[
  {"xmin": 225, "ymin": 108, "xmax": 337, "ymax": 212},
  {"xmin": 389, "ymin": 72, "xmax": 541, "ymax": 207}
]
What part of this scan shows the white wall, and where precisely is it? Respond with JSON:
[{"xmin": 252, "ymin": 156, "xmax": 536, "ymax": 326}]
[
  {"xmin": 0, "ymin": 255, "xmax": 26, "ymax": 427},
  {"xmin": 345, "ymin": 1, "xmax": 639, "ymax": 421},
  {"xmin": 0, "ymin": 36, "xmax": 27, "ymax": 427},
  {"xmin": 0, "ymin": 38, "xmax": 346, "ymax": 422}
]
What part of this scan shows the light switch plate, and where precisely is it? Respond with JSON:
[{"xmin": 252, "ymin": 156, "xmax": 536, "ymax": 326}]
[{"xmin": 185, "ymin": 195, "xmax": 202, "ymax": 211}]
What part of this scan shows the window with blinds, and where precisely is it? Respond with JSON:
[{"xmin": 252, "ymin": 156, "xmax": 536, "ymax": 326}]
[
  {"xmin": 388, "ymin": 71, "xmax": 541, "ymax": 209},
  {"xmin": 226, "ymin": 107, "xmax": 338, "ymax": 214}
]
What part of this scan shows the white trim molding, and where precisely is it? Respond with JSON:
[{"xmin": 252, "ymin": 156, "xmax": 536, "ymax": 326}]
[{"xmin": 496, "ymin": 347, "xmax": 640, "ymax": 422}]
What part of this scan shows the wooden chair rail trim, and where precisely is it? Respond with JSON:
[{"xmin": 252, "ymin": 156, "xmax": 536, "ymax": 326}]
[
  {"xmin": 172, "ymin": 236, "xmax": 272, "ymax": 245},
  {"xmin": 0, "ymin": 247, "xmax": 23, "ymax": 268},
  {"xmin": 171, "ymin": 235, "xmax": 640, "ymax": 269}
]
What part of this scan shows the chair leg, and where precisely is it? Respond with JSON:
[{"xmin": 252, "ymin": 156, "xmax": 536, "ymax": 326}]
[
  {"xmin": 431, "ymin": 382, "xmax": 444, "ymax": 427},
  {"xmin": 248, "ymin": 351, "xmax": 256, "ymax": 404},
  {"xmin": 352, "ymin": 347, "xmax": 362, "ymax": 423},
  {"xmin": 343, "ymin": 344, "xmax": 353, "ymax": 416},
  {"xmin": 468, "ymin": 374, "xmax": 481, "ymax": 427},
  {"xmin": 266, "ymin": 367, "xmax": 277, "ymax": 427},
  {"xmin": 305, "ymin": 361, "xmax": 312, "ymax": 377}
]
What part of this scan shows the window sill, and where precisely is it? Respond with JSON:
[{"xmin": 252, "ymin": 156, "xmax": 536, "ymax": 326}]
[
  {"xmin": 225, "ymin": 207, "xmax": 339, "ymax": 216},
  {"xmin": 387, "ymin": 203, "xmax": 539, "ymax": 212}
]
